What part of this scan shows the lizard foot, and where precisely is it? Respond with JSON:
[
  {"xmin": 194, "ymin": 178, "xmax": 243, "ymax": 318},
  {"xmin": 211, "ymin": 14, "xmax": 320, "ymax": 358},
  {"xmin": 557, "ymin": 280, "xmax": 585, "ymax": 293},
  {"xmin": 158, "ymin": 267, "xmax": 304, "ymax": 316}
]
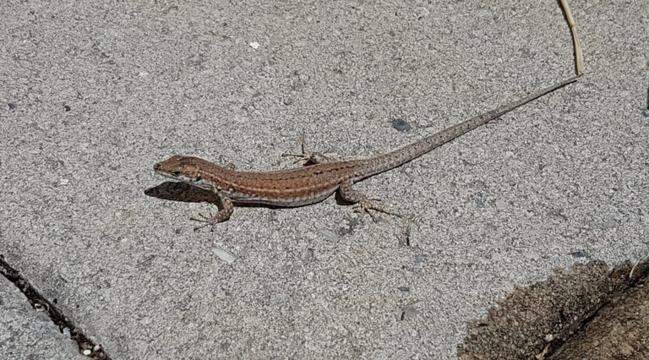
[
  {"xmin": 190, "ymin": 212, "xmax": 217, "ymax": 231},
  {"xmin": 282, "ymin": 151, "xmax": 332, "ymax": 166},
  {"xmin": 190, "ymin": 211, "xmax": 230, "ymax": 231},
  {"xmin": 353, "ymin": 197, "xmax": 402, "ymax": 222},
  {"xmin": 281, "ymin": 133, "xmax": 332, "ymax": 165}
]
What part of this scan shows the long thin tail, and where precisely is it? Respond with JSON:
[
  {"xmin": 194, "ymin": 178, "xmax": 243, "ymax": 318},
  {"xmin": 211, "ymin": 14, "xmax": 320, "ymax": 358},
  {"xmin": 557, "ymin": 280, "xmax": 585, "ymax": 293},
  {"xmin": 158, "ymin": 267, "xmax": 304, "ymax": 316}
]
[{"xmin": 359, "ymin": 76, "xmax": 579, "ymax": 178}]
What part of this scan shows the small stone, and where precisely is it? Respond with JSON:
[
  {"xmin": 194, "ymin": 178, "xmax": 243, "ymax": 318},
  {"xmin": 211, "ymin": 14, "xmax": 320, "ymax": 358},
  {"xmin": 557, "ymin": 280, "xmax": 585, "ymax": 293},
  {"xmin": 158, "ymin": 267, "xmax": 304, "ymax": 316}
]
[
  {"xmin": 402, "ymin": 305, "xmax": 420, "ymax": 319},
  {"xmin": 213, "ymin": 248, "xmax": 235, "ymax": 264},
  {"xmin": 475, "ymin": 198, "xmax": 485, "ymax": 208},
  {"xmin": 570, "ymin": 251, "xmax": 588, "ymax": 259},
  {"xmin": 392, "ymin": 119, "xmax": 412, "ymax": 132},
  {"xmin": 296, "ymin": 222, "xmax": 310, "ymax": 233}
]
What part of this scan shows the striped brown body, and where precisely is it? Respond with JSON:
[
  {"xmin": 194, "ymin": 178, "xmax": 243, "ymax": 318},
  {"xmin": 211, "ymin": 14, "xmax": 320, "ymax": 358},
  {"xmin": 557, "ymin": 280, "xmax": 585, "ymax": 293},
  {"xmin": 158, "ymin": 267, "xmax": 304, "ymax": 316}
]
[{"xmin": 154, "ymin": 155, "xmax": 368, "ymax": 207}]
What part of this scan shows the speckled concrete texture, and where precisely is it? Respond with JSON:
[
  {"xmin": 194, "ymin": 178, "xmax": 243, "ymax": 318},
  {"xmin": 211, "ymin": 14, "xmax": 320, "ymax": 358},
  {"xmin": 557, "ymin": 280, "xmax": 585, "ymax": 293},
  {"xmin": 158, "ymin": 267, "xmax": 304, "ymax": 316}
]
[{"xmin": 1, "ymin": 1, "xmax": 647, "ymax": 359}]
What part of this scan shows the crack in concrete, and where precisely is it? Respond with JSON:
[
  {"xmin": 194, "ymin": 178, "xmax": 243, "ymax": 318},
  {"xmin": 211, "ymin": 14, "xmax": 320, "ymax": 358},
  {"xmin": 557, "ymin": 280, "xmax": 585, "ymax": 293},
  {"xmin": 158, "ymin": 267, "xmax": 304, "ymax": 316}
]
[{"xmin": 0, "ymin": 254, "xmax": 112, "ymax": 360}]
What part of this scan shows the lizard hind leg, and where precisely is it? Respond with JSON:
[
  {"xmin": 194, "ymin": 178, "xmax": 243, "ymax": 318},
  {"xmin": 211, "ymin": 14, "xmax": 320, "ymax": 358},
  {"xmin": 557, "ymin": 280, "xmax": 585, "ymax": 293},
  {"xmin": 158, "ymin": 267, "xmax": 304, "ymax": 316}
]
[{"xmin": 338, "ymin": 180, "xmax": 402, "ymax": 221}]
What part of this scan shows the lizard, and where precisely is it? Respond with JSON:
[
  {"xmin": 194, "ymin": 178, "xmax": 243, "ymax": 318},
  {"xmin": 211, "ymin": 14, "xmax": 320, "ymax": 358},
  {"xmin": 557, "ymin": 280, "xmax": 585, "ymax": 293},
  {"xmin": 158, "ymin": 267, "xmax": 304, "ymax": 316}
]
[{"xmin": 154, "ymin": 76, "xmax": 578, "ymax": 228}]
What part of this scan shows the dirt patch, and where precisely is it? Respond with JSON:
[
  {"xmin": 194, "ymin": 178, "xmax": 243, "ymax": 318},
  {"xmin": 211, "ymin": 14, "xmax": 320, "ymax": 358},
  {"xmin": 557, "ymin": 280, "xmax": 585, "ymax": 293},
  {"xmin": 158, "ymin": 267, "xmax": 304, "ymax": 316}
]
[{"xmin": 458, "ymin": 258, "xmax": 649, "ymax": 359}]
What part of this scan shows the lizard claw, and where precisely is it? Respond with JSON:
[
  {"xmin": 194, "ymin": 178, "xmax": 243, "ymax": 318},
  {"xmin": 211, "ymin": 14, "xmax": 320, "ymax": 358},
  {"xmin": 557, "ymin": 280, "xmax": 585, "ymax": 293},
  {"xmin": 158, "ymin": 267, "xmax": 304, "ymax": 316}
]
[
  {"xmin": 353, "ymin": 197, "xmax": 401, "ymax": 222},
  {"xmin": 190, "ymin": 212, "xmax": 218, "ymax": 231}
]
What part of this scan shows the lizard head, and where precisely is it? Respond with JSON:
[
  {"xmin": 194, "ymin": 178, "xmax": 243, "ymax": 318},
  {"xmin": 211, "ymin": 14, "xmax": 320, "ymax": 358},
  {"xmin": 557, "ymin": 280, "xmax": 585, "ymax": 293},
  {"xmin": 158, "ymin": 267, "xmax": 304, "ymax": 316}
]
[{"xmin": 153, "ymin": 155, "xmax": 215, "ymax": 190}]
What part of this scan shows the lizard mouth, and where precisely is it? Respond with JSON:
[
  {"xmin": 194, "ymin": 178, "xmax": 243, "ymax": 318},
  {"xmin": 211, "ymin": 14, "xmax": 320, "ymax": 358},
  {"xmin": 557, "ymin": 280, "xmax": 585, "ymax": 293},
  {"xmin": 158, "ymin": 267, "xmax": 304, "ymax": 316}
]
[{"xmin": 154, "ymin": 168, "xmax": 179, "ymax": 180}]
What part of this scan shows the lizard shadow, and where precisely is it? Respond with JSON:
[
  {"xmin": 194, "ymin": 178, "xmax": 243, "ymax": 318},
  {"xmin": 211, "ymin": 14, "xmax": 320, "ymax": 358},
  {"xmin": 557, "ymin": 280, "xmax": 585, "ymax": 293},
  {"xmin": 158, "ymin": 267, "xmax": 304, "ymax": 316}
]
[{"xmin": 145, "ymin": 182, "xmax": 218, "ymax": 204}]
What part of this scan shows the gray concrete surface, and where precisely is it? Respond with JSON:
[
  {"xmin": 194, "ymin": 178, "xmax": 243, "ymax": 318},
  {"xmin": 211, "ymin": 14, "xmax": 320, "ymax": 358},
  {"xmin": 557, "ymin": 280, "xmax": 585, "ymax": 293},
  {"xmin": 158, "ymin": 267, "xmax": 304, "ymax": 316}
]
[{"xmin": 1, "ymin": 0, "xmax": 647, "ymax": 359}]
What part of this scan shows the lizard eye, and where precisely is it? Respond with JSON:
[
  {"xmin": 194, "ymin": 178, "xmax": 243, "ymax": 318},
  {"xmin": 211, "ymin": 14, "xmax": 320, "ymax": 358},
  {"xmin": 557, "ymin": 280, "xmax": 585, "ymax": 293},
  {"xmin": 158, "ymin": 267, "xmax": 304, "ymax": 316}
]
[{"xmin": 172, "ymin": 170, "xmax": 181, "ymax": 176}]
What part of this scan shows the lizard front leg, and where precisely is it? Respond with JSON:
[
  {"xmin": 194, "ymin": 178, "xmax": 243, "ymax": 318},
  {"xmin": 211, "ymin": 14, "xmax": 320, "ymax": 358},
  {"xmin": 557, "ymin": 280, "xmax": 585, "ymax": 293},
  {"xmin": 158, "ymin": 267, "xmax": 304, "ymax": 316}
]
[
  {"xmin": 190, "ymin": 189, "xmax": 234, "ymax": 230},
  {"xmin": 338, "ymin": 180, "xmax": 401, "ymax": 221}
]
